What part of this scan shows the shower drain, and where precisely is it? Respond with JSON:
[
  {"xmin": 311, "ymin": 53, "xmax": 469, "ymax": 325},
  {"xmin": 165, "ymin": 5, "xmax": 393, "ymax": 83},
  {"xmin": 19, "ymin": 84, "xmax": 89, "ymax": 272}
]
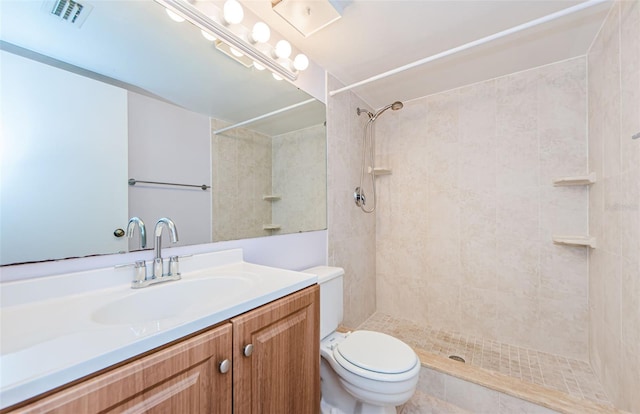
[{"xmin": 448, "ymin": 355, "xmax": 466, "ymax": 363}]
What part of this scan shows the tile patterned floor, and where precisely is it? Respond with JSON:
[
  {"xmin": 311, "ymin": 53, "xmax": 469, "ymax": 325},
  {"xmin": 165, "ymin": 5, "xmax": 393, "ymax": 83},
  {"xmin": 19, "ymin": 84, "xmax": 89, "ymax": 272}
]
[{"xmin": 357, "ymin": 313, "xmax": 613, "ymax": 407}]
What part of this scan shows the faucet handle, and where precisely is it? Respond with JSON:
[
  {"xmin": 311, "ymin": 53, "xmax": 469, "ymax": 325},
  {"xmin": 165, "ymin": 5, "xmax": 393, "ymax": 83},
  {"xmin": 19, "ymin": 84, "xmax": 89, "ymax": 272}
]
[
  {"xmin": 153, "ymin": 257, "xmax": 163, "ymax": 279},
  {"xmin": 133, "ymin": 260, "xmax": 147, "ymax": 282},
  {"xmin": 168, "ymin": 256, "xmax": 181, "ymax": 277},
  {"xmin": 116, "ymin": 260, "xmax": 148, "ymax": 285}
]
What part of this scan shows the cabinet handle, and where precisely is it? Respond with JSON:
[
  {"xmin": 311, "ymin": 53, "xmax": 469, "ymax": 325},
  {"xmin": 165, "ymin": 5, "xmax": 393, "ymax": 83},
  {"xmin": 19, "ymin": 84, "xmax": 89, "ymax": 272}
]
[
  {"xmin": 243, "ymin": 344, "xmax": 254, "ymax": 357},
  {"xmin": 219, "ymin": 359, "xmax": 230, "ymax": 374}
]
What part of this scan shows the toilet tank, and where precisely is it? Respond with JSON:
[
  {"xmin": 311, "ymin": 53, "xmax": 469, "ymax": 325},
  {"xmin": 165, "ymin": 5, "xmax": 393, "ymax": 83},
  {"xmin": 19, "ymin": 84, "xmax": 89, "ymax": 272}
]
[{"xmin": 303, "ymin": 266, "xmax": 344, "ymax": 339}]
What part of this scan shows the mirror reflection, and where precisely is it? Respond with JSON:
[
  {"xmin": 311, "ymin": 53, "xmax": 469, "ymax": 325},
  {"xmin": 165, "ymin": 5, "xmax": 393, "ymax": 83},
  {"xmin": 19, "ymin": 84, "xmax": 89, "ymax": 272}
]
[{"xmin": 0, "ymin": 0, "xmax": 326, "ymax": 266}]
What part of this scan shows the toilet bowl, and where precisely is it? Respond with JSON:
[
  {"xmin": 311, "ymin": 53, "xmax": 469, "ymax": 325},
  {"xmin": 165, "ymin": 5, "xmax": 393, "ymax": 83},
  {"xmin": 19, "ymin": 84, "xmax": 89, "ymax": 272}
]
[{"xmin": 304, "ymin": 266, "xmax": 420, "ymax": 414}]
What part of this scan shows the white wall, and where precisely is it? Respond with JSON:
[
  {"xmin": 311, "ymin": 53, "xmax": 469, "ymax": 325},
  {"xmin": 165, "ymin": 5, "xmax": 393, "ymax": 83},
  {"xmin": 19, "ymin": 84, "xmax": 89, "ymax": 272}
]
[{"xmin": 128, "ymin": 92, "xmax": 211, "ymax": 249}]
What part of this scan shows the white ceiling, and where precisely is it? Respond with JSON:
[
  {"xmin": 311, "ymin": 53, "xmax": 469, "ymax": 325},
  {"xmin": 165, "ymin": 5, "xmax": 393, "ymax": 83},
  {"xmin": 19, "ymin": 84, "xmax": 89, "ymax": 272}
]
[
  {"xmin": 0, "ymin": 0, "xmax": 611, "ymax": 123},
  {"xmin": 243, "ymin": 0, "xmax": 612, "ymax": 109},
  {"xmin": 0, "ymin": 0, "xmax": 324, "ymax": 136}
]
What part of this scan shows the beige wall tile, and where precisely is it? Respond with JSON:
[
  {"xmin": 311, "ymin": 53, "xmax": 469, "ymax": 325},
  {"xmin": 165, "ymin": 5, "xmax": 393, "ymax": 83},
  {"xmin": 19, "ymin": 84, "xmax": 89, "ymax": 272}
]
[
  {"xmin": 327, "ymin": 75, "xmax": 377, "ymax": 328},
  {"xmin": 587, "ymin": 1, "xmax": 640, "ymax": 410},
  {"xmin": 372, "ymin": 58, "xmax": 589, "ymax": 360},
  {"xmin": 444, "ymin": 374, "xmax": 501, "ymax": 412}
]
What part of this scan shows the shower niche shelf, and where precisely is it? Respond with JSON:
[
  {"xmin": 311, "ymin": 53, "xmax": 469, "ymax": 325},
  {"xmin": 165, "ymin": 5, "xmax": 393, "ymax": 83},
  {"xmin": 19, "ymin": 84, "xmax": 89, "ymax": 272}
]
[
  {"xmin": 262, "ymin": 195, "xmax": 281, "ymax": 201},
  {"xmin": 262, "ymin": 224, "xmax": 281, "ymax": 231},
  {"xmin": 552, "ymin": 235, "xmax": 597, "ymax": 248},
  {"xmin": 368, "ymin": 167, "xmax": 392, "ymax": 176},
  {"xmin": 553, "ymin": 172, "xmax": 596, "ymax": 186}
]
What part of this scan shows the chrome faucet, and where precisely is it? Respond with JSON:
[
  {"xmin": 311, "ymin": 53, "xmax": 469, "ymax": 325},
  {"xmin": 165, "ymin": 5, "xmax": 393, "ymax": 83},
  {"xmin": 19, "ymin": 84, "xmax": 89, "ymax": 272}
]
[
  {"xmin": 126, "ymin": 217, "xmax": 147, "ymax": 249},
  {"xmin": 152, "ymin": 217, "xmax": 179, "ymax": 279},
  {"xmin": 124, "ymin": 217, "xmax": 180, "ymax": 289}
]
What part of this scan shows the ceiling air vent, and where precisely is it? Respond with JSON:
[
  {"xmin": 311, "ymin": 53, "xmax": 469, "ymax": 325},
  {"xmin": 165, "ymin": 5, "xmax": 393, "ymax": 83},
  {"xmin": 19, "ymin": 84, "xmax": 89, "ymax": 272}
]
[{"xmin": 45, "ymin": 0, "xmax": 93, "ymax": 27}]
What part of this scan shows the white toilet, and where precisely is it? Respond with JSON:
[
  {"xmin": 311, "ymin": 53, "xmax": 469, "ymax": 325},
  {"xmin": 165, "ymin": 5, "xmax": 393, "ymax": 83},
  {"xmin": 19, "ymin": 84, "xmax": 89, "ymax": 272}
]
[{"xmin": 304, "ymin": 266, "xmax": 420, "ymax": 414}]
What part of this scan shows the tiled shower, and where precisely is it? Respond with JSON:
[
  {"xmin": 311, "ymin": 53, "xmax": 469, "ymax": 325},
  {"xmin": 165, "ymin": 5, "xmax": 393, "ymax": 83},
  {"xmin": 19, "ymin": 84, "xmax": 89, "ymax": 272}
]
[{"xmin": 328, "ymin": 1, "xmax": 639, "ymax": 411}]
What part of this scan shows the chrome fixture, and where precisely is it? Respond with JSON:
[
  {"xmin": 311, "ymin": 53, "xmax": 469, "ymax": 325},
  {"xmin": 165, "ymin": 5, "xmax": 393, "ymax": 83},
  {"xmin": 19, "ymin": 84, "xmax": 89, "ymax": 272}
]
[
  {"xmin": 356, "ymin": 101, "xmax": 403, "ymax": 122},
  {"xmin": 125, "ymin": 216, "xmax": 147, "ymax": 249},
  {"xmin": 128, "ymin": 178, "xmax": 210, "ymax": 191},
  {"xmin": 126, "ymin": 217, "xmax": 181, "ymax": 288},
  {"xmin": 354, "ymin": 101, "xmax": 403, "ymax": 213},
  {"xmin": 115, "ymin": 259, "xmax": 148, "ymax": 286},
  {"xmin": 154, "ymin": 0, "xmax": 309, "ymax": 81},
  {"xmin": 153, "ymin": 217, "xmax": 179, "ymax": 279}
]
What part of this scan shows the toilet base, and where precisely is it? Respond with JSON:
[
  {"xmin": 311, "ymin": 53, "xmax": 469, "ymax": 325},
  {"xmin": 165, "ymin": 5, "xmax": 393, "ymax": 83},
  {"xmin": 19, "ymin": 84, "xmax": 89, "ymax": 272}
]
[{"xmin": 321, "ymin": 357, "xmax": 400, "ymax": 414}]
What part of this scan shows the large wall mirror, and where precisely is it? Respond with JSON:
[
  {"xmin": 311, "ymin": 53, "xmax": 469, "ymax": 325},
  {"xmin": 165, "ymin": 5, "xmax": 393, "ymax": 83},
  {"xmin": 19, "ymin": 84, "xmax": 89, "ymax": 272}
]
[{"xmin": 0, "ymin": 0, "xmax": 326, "ymax": 266}]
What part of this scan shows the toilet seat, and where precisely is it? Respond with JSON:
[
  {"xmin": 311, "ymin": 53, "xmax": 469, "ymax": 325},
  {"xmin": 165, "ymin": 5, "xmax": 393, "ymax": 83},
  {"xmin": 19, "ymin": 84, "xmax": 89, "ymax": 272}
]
[{"xmin": 332, "ymin": 330, "xmax": 419, "ymax": 382}]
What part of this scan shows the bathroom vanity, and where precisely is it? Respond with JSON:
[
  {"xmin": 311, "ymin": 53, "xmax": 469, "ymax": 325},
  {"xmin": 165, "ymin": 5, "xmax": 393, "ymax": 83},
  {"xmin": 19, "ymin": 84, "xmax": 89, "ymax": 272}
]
[{"xmin": 0, "ymin": 250, "xmax": 320, "ymax": 413}]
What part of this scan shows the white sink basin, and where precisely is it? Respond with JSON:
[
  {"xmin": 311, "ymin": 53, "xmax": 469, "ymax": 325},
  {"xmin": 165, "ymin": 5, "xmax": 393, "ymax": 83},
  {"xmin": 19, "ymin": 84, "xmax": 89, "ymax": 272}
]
[
  {"xmin": 0, "ymin": 249, "xmax": 317, "ymax": 410},
  {"xmin": 91, "ymin": 275, "xmax": 254, "ymax": 325}
]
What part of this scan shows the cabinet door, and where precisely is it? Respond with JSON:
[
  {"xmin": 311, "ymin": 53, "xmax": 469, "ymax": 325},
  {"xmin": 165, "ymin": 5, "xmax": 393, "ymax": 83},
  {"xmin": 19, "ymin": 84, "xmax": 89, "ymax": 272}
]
[
  {"xmin": 231, "ymin": 286, "xmax": 320, "ymax": 414},
  {"xmin": 12, "ymin": 324, "xmax": 233, "ymax": 414}
]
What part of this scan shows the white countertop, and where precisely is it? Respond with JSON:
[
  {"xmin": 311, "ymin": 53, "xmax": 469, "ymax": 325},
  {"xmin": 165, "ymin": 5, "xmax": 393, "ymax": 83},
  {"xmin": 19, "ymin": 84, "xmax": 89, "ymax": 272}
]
[{"xmin": 0, "ymin": 249, "xmax": 317, "ymax": 409}]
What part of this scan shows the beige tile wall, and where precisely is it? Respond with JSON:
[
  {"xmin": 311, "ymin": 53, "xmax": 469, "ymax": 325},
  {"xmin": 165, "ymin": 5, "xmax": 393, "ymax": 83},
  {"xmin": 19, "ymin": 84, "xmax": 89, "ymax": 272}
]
[
  {"xmin": 326, "ymin": 75, "xmax": 377, "ymax": 328},
  {"xmin": 587, "ymin": 1, "xmax": 640, "ymax": 411},
  {"xmin": 211, "ymin": 119, "xmax": 272, "ymax": 241},
  {"xmin": 272, "ymin": 124, "xmax": 327, "ymax": 235},
  {"xmin": 374, "ymin": 57, "xmax": 590, "ymax": 360},
  {"xmin": 402, "ymin": 368, "xmax": 560, "ymax": 414}
]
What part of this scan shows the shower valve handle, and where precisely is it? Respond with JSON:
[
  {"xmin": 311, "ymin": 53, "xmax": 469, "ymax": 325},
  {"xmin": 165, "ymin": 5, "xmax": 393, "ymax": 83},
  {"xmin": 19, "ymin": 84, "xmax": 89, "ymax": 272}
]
[{"xmin": 354, "ymin": 187, "xmax": 366, "ymax": 207}]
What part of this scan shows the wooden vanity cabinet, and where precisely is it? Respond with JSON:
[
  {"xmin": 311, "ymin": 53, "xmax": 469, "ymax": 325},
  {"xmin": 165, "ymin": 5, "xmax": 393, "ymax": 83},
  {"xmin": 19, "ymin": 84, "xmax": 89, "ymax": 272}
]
[
  {"xmin": 232, "ymin": 284, "xmax": 320, "ymax": 414},
  {"xmin": 12, "ymin": 323, "xmax": 233, "ymax": 414},
  {"xmin": 7, "ymin": 285, "xmax": 319, "ymax": 414}
]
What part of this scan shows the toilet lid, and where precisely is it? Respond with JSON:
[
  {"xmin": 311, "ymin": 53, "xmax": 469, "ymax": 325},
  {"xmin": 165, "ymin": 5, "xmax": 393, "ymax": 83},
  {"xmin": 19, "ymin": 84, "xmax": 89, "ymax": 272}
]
[{"xmin": 335, "ymin": 330, "xmax": 418, "ymax": 374}]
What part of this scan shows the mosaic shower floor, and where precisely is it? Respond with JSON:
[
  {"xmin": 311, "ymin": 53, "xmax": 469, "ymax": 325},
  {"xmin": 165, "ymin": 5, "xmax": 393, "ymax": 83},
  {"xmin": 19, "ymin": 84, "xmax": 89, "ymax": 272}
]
[{"xmin": 357, "ymin": 313, "xmax": 612, "ymax": 407}]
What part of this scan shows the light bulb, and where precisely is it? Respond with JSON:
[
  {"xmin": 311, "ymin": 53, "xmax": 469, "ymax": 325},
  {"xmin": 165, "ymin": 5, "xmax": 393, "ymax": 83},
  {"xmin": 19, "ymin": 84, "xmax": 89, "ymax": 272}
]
[
  {"xmin": 253, "ymin": 61, "xmax": 265, "ymax": 71},
  {"xmin": 165, "ymin": 8, "xmax": 185, "ymax": 23},
  {"xmin": 277, "ymin": 58, "xmax": 291, "ymax": 70},
  {"xmin": 251, "ymin": 22, "xmax": 270, "ymax": 43},
  {"xmin": 201, "ymin": 30, "xmax": 217, "ymax": 42},
  {"xmin": 223, "ymin": 0, "xmax": 243, "ymax": 25},
  {"xmin": 274, "ymin": 40, "xmax": 292, "ymax": 59},
  {"xmin": 293, "ymin": 54, "xmax": 309, "ymax": 71},
  {"xmin": 272, "ymin": 73, "xmax": 283, "ymax": 81},
  {"xmin": 230, "ymin": 47, "xmax": 244, "ymax": 58}
]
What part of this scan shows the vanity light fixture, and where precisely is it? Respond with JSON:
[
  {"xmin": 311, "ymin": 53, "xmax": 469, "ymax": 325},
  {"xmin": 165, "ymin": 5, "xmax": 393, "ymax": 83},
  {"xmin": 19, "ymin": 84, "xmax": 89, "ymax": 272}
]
[
  {"xmin": 201, "ymin": 29, "xmax": 217, "ymax": 42},
  {"xmin": 274, "ymin": 39, "xmax": 292, "ymax": 59},
  {"xmin": 215, "ymin": 41, "xmax": 254, "ymax": 67},
  {"xmin": 222, "ymin": 0, "xmax": 243, "ymax": 25},
  {"xmin": 165, "ymin": 8, "xmax": 185, "ymax": 22},
  {"xmin": 293, "ymin": 53, "xmax": 309, "ymax": 71},
  {"xmin": 155, "ymin": 0, "xmax": 303, "ymax": 81},
  {"xmin": 229, "ymin": 47, "xmax": 244, "ymax": 57},
  {"xmin": 251, "ymin": 22, "xmax": 271, "ymax": 43}
]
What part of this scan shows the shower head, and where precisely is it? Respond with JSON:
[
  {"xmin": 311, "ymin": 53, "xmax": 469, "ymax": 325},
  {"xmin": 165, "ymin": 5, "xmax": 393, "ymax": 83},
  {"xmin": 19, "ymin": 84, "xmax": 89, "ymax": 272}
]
[
  {"xmin": 371, "ymin": 101, "xmax": 403, "ymax": 120},
  {"xmin": 357, "ymin": 101, "xmax": 403, "ymax": 121}
]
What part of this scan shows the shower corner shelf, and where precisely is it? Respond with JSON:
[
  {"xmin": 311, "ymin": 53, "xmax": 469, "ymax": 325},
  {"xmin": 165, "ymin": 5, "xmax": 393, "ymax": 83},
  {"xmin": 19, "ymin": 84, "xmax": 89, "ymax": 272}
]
[
  {"xmin": 263, "ymin": 224, "xmax": 281, "ymax": 231},
  {"xmin": 553, "ymin": 172, "xmax": 596, "ymax": 187},
  {"xmin": 368, "ymin": 167, "xmax": 392, "ymax": 176},
  {"xmin": 263, "ymin": 195, "xmax": 281, "ymax": 201},
  {"xmin": 552, "ymin": 235, "xmax": 597, "ymax": 248}
]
